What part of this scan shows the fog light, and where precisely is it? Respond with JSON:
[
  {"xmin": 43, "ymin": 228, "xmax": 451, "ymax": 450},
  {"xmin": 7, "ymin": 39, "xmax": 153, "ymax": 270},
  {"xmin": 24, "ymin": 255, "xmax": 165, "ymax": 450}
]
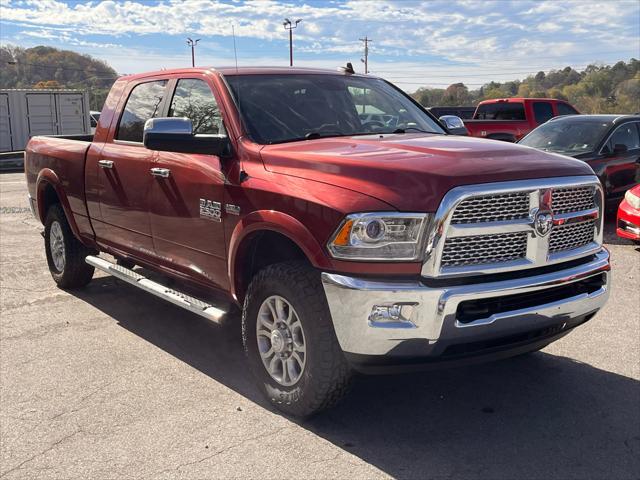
[{"xmin": 368, "ymin": 302, "xmax": 418, "ymax": 328}]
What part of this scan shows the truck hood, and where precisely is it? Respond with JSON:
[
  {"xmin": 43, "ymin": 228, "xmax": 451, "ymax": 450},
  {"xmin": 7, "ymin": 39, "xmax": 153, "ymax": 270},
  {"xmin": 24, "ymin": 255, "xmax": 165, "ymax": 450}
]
[{"xmin": 259, "ymin": 133, "xmax": 595, "ymax": 211}]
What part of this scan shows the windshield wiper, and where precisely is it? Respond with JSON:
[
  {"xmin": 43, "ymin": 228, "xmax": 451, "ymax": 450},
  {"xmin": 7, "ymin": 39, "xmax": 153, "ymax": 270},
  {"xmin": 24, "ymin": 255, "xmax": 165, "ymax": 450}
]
[
  {"xmin": 305, "ymin": 131, "xmax": 345, "ymax": 140},
  {"xmin": 392, "ymin": 127, "xmax": 432, "ymax": 134}
]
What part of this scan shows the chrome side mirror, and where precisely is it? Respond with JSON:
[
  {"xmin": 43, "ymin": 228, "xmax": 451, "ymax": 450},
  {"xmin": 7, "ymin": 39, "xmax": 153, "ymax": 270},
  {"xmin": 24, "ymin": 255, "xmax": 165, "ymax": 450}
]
[
  {"xmin": 143, "ymin": 117, "xmax": 230, "ymax": 156},
  {"xmin": 439, "ymin": 115, "xmax": 468, "ymax": 136}
]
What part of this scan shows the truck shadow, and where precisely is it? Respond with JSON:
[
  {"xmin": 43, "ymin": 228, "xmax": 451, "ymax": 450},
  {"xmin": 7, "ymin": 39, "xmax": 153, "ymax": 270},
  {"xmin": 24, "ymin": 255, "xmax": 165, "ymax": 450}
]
[{"xmin": 73, "ymin": 276, "xmax": 640, "ymax": 480}]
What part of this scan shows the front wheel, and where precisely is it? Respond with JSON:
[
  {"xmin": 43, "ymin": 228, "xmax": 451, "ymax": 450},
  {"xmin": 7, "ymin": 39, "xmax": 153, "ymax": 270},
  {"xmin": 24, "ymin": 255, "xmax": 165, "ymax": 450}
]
[
  {"xmin": 44, "ymin": 204, "xmax": 95, "ymax": 289},
  {"xmin": 242, "ymin": 262, "xmax": 352, "ymax": 417}
]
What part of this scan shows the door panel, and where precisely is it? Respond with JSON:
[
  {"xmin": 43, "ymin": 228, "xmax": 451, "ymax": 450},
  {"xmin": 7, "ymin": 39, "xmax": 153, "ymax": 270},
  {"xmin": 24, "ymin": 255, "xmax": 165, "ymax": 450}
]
[
  {"xmin": 94, "ymin": 79, "xmax": 168, "ymax": 255},
  {"xmin": 94, "ymin": 142, "xmax": 155, "ymax": 254},
  {"xmin": 604, "ymin": 122, "xmax": 640, "ymax": 197},
  {"xmin": 56, "ymin": 93, "xmax": 87, "ymax": 134},
  {"xmin": 148, "ymin": 77, "xmax": 229, "ymax": 288},
  {"xmin": 26, "ymin": 94, "xmax": 57, "ymax": 136},
  {"xmin": 149, "ymin": 152, "xmax": 228, "ymax": 288},
  {"xmin": 0, "ymin": 93, "xmax": 11, "ymax": 152}
]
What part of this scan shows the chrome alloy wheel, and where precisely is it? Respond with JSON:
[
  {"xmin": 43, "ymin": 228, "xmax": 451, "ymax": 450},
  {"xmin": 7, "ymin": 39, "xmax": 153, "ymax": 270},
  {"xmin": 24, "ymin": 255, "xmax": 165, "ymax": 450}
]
[
  {"xmin": 49, "ymin": 220, "xmax": 66, "ymax": 272},
  {"xmin": 256, "ymin": 295, "xmax": 306, "ymax": 386}
]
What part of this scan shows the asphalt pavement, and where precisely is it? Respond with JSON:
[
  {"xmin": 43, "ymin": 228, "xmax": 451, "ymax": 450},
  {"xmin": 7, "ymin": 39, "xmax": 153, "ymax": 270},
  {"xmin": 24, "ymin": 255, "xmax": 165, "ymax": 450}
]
[{"xmin": 1, "ymin": 172, "xmax": 638, "ymax": 479}]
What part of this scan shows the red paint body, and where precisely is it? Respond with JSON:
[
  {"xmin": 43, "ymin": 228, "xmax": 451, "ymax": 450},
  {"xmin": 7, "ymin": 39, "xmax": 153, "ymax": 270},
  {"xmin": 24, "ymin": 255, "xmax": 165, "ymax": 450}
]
[
  {"xmin": 24, "ymin": 67, "xmax": 595, "ymax": 305},
  {"xmin": 617, "ymin": 184, "xmax": 640, "ymax": 241},
  {"xmin": 464, "ymin": 98, "xmax": 579, "ymax": 142}
]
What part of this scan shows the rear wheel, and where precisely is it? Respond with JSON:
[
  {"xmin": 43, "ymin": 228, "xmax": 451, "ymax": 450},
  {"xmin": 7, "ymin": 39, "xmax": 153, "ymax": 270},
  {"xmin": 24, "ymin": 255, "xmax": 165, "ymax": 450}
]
[
  {"xmin": 242, "ymin": 261, "xmax": 352, "ymax": 418},
  {"xmin": 44, "ymin": 204, "xmax": 95, "ymax": 289}
]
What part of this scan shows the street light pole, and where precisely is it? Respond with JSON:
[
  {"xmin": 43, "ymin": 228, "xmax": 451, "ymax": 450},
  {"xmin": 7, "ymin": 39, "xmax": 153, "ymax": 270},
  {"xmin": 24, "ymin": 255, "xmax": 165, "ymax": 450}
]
[
  {"xmin": 187, "ymin": 38, "xmax": 201, "ymax": 67},
  {"xmin": 283, "ymin": 18, "xmax": 301, "ymax": 66}
]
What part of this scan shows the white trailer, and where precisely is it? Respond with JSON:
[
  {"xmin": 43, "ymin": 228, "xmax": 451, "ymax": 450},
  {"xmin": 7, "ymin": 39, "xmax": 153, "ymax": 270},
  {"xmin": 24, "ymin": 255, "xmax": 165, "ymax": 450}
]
[{"xmin": 0, "ymin": 89, "xmax": 90, "ymax": 154}]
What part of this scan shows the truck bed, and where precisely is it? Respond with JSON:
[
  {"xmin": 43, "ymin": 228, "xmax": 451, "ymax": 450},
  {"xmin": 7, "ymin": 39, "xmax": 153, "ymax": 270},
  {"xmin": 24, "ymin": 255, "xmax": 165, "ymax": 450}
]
[{"xmin": 24, "ymin": 135, "xmax": 93, "ymax": 227}]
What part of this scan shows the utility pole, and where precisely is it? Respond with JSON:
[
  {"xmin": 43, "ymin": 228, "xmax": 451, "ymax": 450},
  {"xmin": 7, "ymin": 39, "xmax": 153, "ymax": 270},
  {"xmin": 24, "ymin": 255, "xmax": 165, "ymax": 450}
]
[
  {"xmin": 187, "ymin": 38, "xmax": 200, "ymax": 67},
  {"xmin": 359, "ymin": 36, "xmax": 372, "ymax": 74},
  {"xmin": 283, "ymin": 18, "xmax": 302, "ymax": 66}
]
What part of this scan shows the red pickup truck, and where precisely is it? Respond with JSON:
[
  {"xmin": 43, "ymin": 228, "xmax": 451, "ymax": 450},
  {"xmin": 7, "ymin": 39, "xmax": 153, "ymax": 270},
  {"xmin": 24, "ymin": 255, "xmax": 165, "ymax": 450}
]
[
  {"xmin": 462, "ymin": 98, "xmax": 580, "ymax": 142},
  {"xmin": 25, "ymin": 67, "xmax": 610, "ymax": 417}
]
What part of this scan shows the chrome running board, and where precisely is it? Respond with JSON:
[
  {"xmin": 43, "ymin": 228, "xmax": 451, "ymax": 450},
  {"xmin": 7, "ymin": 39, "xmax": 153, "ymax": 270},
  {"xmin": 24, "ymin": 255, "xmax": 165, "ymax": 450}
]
[{"xmin": 86, "ymin": 255, "xmax": 227, "ymax": 323}]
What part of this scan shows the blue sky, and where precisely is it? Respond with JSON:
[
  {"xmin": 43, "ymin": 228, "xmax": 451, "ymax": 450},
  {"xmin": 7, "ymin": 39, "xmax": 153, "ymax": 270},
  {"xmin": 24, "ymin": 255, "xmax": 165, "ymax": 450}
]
[{"xmin": 1, "ymin": 0, "xmax": 639, "ymax": 91}]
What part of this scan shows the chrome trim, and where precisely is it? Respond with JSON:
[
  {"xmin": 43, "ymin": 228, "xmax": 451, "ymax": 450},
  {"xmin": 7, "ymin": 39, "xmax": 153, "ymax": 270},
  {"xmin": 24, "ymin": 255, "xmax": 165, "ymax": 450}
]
[
  {"xmin": 619, "ymin": 219, "xmax": 640, "ymax": 236},
  {"xmin": 98, "ymin": 159, "xmax": 114, "ymax": 169},
  {"xmin": 422, "ymin": 176, "xmax": 603, "ymax": 278},
  {"xmin": 322, "ymin": 248, "xmax": 610, "ymax": 356},
  {"xmin": 150, "ymin": 167, "xmax": 171, "ymax": 178},
  {"xmin": 86, "ymin": 255, "xmax": 227, "ymax": 323}
]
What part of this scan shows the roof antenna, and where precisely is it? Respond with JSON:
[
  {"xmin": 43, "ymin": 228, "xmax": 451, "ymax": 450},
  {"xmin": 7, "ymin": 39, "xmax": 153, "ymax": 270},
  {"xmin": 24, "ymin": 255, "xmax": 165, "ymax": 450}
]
[{"xmin": 232, "ymin": 24, "xmax": 238, "ymax": 72}]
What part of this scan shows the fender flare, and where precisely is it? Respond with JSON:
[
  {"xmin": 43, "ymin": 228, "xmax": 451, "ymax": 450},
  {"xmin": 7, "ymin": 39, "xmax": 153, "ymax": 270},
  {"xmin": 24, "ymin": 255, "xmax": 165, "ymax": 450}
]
[
  {"xmin": 227, "ymin": 210, "xmax": 329, "ymax": 301},
  {"xmin": 36, "ymin": 169, "xmax": 82, "ymax": 240}
]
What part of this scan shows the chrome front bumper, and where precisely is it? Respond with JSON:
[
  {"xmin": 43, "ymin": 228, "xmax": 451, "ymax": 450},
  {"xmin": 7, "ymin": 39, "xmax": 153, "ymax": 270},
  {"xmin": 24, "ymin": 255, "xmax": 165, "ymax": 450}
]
[{"xmin": 322, "ymin": 248, "xmax": 610, "ymax": 358}]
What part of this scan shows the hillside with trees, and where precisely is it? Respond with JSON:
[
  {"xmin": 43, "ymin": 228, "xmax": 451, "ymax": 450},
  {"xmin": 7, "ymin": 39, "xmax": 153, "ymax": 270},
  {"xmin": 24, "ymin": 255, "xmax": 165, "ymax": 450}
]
[
  {"xmin": 1, "ymin": 45, "xmax": 638, "ymax": 115},
  {"xmin": 1, "ymin": 45, "xmax": 118, "ymax": 110},
  {"xmin": 412, "ymin": 59, "xmax": 640, "ymax": 114}
]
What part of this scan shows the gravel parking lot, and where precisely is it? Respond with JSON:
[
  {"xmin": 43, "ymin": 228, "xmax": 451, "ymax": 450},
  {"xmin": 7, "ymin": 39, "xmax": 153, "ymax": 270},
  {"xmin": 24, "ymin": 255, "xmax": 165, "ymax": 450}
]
[{"xmin": 1, "ymin": 171, "xmax": 639, "ymax": 480}]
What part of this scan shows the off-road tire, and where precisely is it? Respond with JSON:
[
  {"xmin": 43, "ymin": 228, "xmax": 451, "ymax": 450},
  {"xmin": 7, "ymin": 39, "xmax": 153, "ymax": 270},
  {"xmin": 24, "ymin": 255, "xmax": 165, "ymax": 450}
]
[
  {"xmin": 242, "ymin": 261, "xmax": 352, "ymax": 418},
  {"xmin": 44, "ymin": 204, "xmax": 95, "ymax": 289}
]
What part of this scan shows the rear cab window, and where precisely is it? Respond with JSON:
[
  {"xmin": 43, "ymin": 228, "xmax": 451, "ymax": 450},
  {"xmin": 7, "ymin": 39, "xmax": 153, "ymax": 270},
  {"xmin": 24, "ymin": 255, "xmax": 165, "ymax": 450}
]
[
  {"xmin": 116, "ymin": 80, "xmax": 168, "ymax": 142},
  {"xmin": 533, "ymin": 102, "xmax": 554, "ymax": 124},
  {"xmin": 474, "ymin": 102, "xmax": 525, "ymax": 120},
  {"xmin": 556, "ymin": 102, "xmax": 578, "ymax": 116}
]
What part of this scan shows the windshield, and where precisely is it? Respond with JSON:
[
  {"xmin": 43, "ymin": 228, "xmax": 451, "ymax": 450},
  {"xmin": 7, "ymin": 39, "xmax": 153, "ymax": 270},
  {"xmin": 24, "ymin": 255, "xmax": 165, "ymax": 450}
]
[
  {"xmin": 224, "ymin": 74, "xmax": 445, "ymax": 144},
  {"xmin": 520, "ymin": 120, "xmax": 611, "ymax": 155}
]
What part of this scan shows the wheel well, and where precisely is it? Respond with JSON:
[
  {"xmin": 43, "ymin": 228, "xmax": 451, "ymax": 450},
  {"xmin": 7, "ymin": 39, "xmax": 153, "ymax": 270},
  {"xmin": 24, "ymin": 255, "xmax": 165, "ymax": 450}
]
[
  {"xmin": 40, "ymin": 183, "xmax": 60, "ymax": 221},
  {"xmin": 236, "ymin": 231, "xmax": 309, "ymax": 302}
]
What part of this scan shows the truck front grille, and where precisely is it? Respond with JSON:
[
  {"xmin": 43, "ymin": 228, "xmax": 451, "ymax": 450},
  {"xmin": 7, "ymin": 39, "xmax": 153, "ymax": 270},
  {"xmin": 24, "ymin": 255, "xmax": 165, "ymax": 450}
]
[
  {"xmin": 441, "ymin": 232, "xmax": 528, "ymax": 267},
  {"xmin": 451, "ymin": 192, "xmax": 530, "ymax": 224},
  {"xmin": 549, "ymin": 220, "xmax": 596, "ymax": 253},
  {"xmin": 552, "ymin": 186, "xmax": 595, "ymax": 214},
  {"xmin": 422, "ymin": 177, "xmax": 603, "ymax": 277}
]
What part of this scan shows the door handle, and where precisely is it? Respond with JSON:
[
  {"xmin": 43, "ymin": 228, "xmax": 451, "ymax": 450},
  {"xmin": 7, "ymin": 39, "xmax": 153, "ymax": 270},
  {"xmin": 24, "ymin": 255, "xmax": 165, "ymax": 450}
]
[
  {"xmin": 150, "ymin": 167, "xmax": 171, "ymax": 178},
  {"xmin": 98, "ymin": 160, "xmax": 114, "ymax": 169}
]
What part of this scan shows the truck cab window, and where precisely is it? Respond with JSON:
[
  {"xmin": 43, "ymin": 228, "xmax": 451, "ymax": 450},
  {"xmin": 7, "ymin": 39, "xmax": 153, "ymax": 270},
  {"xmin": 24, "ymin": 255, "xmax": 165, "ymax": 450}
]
[
  {"xmin": 474, "ymin": 103, "xmax": 525, "ymax": 120},
  {"xmin": 116, "ymin": 80, "xmax": 167, "ymax": 142},
  {"xmin": 557, "ymin": 103, "xmax": 578, "ymax": 116},
  {"xmin": 533, "ymin": 102, "xmax": 554, "ymax": 124},
  {"xmin": 168, "ymin": 79, "xmax": 225, "ymax": 135}
]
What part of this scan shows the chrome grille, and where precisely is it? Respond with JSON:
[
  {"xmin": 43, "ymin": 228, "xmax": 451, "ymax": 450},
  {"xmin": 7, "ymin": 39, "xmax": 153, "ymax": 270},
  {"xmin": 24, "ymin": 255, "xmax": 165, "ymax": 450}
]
[
  {"xmin": 552, "ymin": 187, "xmax": 595, "ymax": 214},
  {"xmin": 441, "ymin": 232, "xmax": 528, "ymax": 267},
  {"xmin": 549, "ymin": 220, "xmax": 596, "ymax": 253},
  {"xmin": 451, "ymin": 192, "xmax": 530, "ymax": 224},
  {"xmin": 422, "ymin": 176, "xmax": 603, "ymax": 278}
]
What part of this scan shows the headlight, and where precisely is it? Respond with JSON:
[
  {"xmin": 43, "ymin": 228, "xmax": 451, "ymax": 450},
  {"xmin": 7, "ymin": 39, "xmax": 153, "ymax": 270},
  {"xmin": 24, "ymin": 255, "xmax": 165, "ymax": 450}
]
[
  {"xmin": 625, "ymin": 188, "xmax": 640, "ymax": 210},
  {"xmin": 327, "ymin": 212, "xmax": 431, "ymax": 261}
]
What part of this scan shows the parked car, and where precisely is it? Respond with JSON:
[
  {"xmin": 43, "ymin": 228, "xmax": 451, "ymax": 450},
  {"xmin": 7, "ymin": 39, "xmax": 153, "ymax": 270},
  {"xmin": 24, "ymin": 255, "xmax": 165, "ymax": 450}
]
[
  {"xmin": 519, "ymin": 115, "xmax": 640, "ymax": 201},
  {"xmin": 462, "ymin": 98, "xmax": 579, "ymax": 142},
  {"xmin": 617, "ymin": 184, "xmax": 640, "ymax": 243},
  {"xmin": 25, "ymin": 67, "xmax": 610, "ymax": 417}
]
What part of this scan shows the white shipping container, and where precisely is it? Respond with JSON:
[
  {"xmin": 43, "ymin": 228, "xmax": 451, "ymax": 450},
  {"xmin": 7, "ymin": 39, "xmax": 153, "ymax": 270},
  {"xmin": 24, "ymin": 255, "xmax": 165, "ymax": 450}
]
[{"xmin": 0, "ymin": 89, "xmax": 90, "ymax": 153}]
